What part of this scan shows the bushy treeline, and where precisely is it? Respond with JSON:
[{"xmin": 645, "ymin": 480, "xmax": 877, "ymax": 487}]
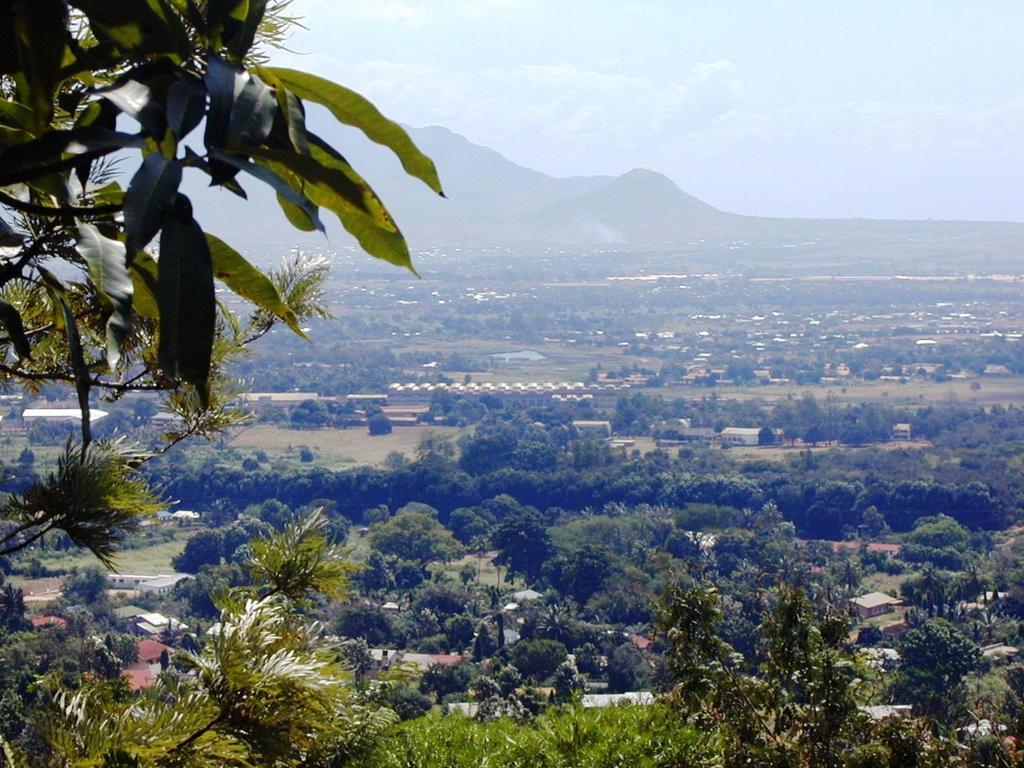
[{"xmin": 148, "ymin": 451, "xmax": 1008, "ymax": 540}]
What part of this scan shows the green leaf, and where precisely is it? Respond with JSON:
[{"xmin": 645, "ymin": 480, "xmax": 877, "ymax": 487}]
[
  {"xmin": 166, "ymin": 75, "xmax": 206, "ymax": 140},
  {"xmin": 227, "ymin": 0, "xmax": 268, "ymax": 60},
  {"xmin": 0, "ymin": 101, "xmax": 34, "ymax": 132},
  {"xmin": 275, "ymin": 87, "xmax": 310, "ymax": 156},
  {"xmin": 209, "ymin": 149, "xmax": 324, "ymax": 233},
  {"xmin": 48, "ymin": 283, "xmax": 92, "ymax": 448},
  {"xmin": 275, "ymin": 193, "xmax": 318, "ymax": 232},
  {"xmin": 227, "ymin": 72, "xmax": 276, "ymax": 147},
  {"xmin": 203, "ymin": 53, "xmax": 245, "ymax": 184},
  {"xmin": 205, "ymin": 233, "xmax": 302, "ymax": 335},
  {"xmin": 206, "ymin": 0, "xmax": 248, "ymax": 49},
  {"xmin": 123, "ymin": 153, "xmax": 182, "ymax": 257},
  {"xmin": 127, "ymin": 251, "xmax": 159, "ymax": 318},
  {"xmin": 0, "ymin": 299, "xmax": 31, "ymax": 360},
  {"xmin": 238, "ymin": 146, "xmax": 413, "ymax": 272},
  {"xmin": 0, "ymin": 126, "xmax": 145, "ymax": 186},
  {"xmin": 14, "ymin": 0, "xmax": 68, "ymax": 132},
  {"xmin": 259, "ymin": 67, "xmax": 444, "ymax": 196},
  {"xmin": 100, "ymin": 78, "xmax": 165, "ymax": 138},
  {"xmin": 69, "ymin": 0, "xmax": 189, "ymax": 58},
  {"xmin": 76, "ymin": 223, "xmax": 134, "ymax": 369},
  {"xmin": 157, "ymin": 195, "xmax": 215, "ymax": 405}
]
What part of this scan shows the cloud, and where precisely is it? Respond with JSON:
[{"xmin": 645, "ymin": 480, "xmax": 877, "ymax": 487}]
[
  {"xmin": 296, "ymin": 57, "xmax": 745, "ymax": 174},
  {"xmin": 275, "ymin": 49, "xmax": 1024, "ymax": 218},
  {"xmin": 292, "ymin": 0, "xmax": 535, "ymax": 26},
  {"xmin": 293, "ymin": 0, "xmax": 428, "ymax": 25}
]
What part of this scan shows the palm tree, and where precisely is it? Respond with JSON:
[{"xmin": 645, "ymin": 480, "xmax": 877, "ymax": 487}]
[
  {"xmin": 0, "ymin": 583, "xmax": 25, "ymax": 632},
  {"xmin": 536, "ymin": 604, "xmax": 576, "ymax": 644}
]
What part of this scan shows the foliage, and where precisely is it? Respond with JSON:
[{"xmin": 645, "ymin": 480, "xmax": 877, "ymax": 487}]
[
  {"xmin": 369, "ymin": 509, "xmax": 461, "ymax": 566},
  {"xmin": 894, "ymin": 619, "xmax": 981, "ymax": 724},
  {"xmin": 363, "ymin": 704, "xmax": 715, "ymax": 768},
  {"xmin": 24, "ymin": 513, "xmax": 396, "ymax": 767},
  {"xmin": 0, "ymin": 0, "xmax": 439, "ymax": 565}
]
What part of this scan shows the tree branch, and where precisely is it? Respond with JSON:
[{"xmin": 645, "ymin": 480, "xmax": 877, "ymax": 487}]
[
  {"xmin": 0, "ymin": 190, "xmax": 122, "ymax": 217},
  {"xmin": 0, "ymin": 521, "xmax": 56, "ymax": 559}
]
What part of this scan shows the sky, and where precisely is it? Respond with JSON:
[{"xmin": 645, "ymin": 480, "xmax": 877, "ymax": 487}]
[{"xmin": 278, "ymin": 0, "xmax": 1024, "ymax": 221}]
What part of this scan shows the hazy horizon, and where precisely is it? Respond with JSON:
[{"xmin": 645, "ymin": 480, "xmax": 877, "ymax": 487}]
[{"xmin": 280, "ymin": 1, "xmax": 1024, "ymax": 223}]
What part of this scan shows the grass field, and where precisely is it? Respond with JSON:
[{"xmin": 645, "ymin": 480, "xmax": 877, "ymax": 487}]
[
  {"xmin": 430, "ymin": 551, "xmax": 521, "ymax": 589},
  {"xmin": 229, "ymin": 424, "xmax": 470, "ymax": 468},
  {"xmin": 29, "ymin": 528, "xmax": 198, "ymax": 575}
]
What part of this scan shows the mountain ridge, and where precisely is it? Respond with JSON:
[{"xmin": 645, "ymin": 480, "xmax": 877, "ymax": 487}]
[{"xmin": 185, "ymin": 123, "xmax": 1024, "ymax": 269}]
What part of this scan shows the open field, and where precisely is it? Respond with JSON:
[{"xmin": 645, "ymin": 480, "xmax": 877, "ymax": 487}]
[
  {"xmin": 26, "ymin": 528, "xmax": 198, "ymax": 575},
  {"xmin": 229, "ymin": 424, "xmax": 471, "ymax": 468},
  {"xmin": 431, "ymin": 551, "xmax": 522, "ymax": 590}
]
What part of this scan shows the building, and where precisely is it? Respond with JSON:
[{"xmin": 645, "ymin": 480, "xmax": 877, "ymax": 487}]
[
  {"xmin": 849, "ymin": 592, "xmax": 903, "ymax": 619},
  {"xmin": 129, "ymin": 612, "xmax": 188, "ymax": 638},
  {"xmin": 150, "ymin": 411, "xmax": 184, "ymax": 427},
  {"xmin": 242, "ymin": 392, "xmax": 319, "ymax": 413},
  {"xmin": 387, "ymin": 381, "xmax": 627, "ymax": 409},
  {"xmin": 30, "ymin": 615, "xmax": 67, "ymax": 630},
  {"xmin": 107, "ymin": 573, "xmax": 192, "ymax": 595},
  {"xmin": 22, "ymin": 408, "xmax": 108, "ymax": 423},
  {"xmin": 512, "ymin": 589, "xmax": 543, "ymax": 603},
  {"xmin": 572, "ymin": 420, "xmax": 612, "ymax": 438},
  {"xmin": 720, "ymin": 427, "xmax": 762, "ymax": 446},
  {"xmin": 346, "ymin": 394, "xmax": 388, "ymax": 406},
  {"xmin": 892, "ymin": 423, "xmax": 912, "ymax": 441}
]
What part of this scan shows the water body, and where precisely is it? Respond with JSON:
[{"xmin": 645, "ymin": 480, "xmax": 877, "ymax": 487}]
[{"xmin": 489, "ymin": 350, "xmax": 547, "ymax": 362}]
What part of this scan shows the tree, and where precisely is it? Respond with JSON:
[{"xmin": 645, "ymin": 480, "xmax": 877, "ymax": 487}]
[
  {"xmin": 0, "ymin": 4, "xmax": 441, "ymax": 765},
  {"xmin": 368, "ymin": 413, "xmax": 393, "ymax": 436},
  {"xmin": 0, "ymin": 581, "xmax": 26, "ymax": 633},
  {"xmin": 28, "ymin": 512, "xmax": 399, "ymax": 767},
  {"xmin": 509, "ymin": 638, "xmax": 567, "ymax": 681},
  {"xmin": 895, "ymin": 619, "xmax": 981, "ymax": 723},
  {"xmin": 369, "ymin": 509, "xmax": 461, "ymax": 566},
  {"xmin": 0, "ymin": 0, "xmax": 440, "ymax": 566},
  {"xmin": 172, "ymin": 529, "xmax": 225, "ymax": 573},
  {"xmin": 606, "ymin": 643, "xmax": 650, "ymax": 693},
  {"xmin": 492, "ymin": 507, "xmax": 552, "ymax": 582}
]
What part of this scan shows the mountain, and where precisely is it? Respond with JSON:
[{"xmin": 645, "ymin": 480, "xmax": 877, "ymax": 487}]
[{"xmin": 185, "ymin": 124, "xmax": 1024, "ymax": 270}]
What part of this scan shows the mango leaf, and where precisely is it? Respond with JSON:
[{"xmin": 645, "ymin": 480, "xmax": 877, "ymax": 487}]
[
  {"xmin": 204, "ymin": 54, "xmax": 245, "ymax": 184},
  {"xmin": 209, "ymin": 149, "xmax": 324, "ymax": 233},
  {"xmin": 275, "ymin": 193, "xmax": 318, "ymax": 232},
  {"xmin": 206, "ymin": 0, "xmax": 248, "ymax": 49},
  {"xmin": 226, "ymin": 0, "xmax": 268, "ymax": 60},
  {"xmin": 14, "ymin": 0, "xmax": 68, "ymax": 131},
  {"xmin": 278, "ymin": 88, "xmax": 310, "ymax": 155},
  {"xmin": 100, "ymin": 79, "xmax": 165, "ymax": 138},
  {"xmin": 206, "ymin": 233, "xmax": 302, "ymax": 335},
  {"xmin": 76, "ymin": 223, "xmax": 134, "ymax": 369},
  {"xmin": 259, "ymin": 67, "xmax": 444, "ymax": 196},
  {"xmin": 227, "ymin": 72, "xmax": 276, "ymax": 147},
  {"xmin": 0, "ymin": 299, "xmax": 31, "ymax": 360},
  {"xmin": 69, "ymin": 0, "xmax": 189, "ymax": 58},
  {"xmin": 124, "ymin": 153, "xmax": 182, "ymax": 257},
  {"xmin": 166, "ymin": 76, "xmax": 206, "ymax": 140},
  {"xmin": 0, "ymin": 101, "xmax": 34, "ymax": 132},
  {"xmin": 157, "ymin": 195, "xmax": 215, "ymax": 405},
  {"xmin": 127, "ymin": 251, "xmax": 159, "ymax": 318},
  {"xmin": 40, "ymin": 275, "xmax": 92, "ymax": 447},
  {"xmin": 0, "ymin": 127, "xmax": 145, "ymax": 186},
  {"xmin": 237, "ymin": 146, "xmax": 413, "ymax": 272}
]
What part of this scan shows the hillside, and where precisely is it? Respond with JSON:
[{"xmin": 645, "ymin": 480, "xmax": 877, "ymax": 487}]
[{"xmin": 186, "ymin": 124, "xmax": 1024, "ymax": 271}]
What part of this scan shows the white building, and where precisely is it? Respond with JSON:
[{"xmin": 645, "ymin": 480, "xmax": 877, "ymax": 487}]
[
  {"xmin": 720, "ymin": 427, "xmax": 762, "ymax": 446},
  {"xmin": 23, "ymin": 408, "xmax": 108, "ymax": 423},
  {"xmin": 107, "ymin": 573, "xmax": 192, "ymax": 595}
]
